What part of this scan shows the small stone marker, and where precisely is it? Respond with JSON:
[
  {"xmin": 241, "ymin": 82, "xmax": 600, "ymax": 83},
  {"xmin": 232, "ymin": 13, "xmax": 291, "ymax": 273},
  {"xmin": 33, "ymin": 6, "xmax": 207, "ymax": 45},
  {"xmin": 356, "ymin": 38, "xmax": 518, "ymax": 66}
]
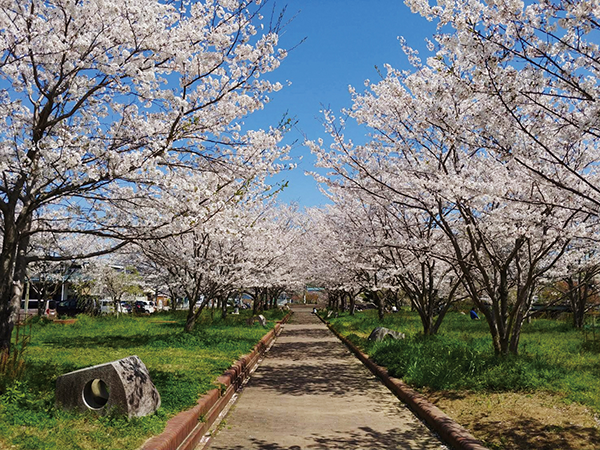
[
  {"xmin": 367, "ymin": 327, "xmax": 405, "ymax": 342},
  {"xmin": 326, "ymin": 310, "xmax": 333, "ymax": 318},
  {"xmin": 55, "ymin": 355, "xmax": 161, "ymax": 418},
  {"xmin": 258, "ymin": 314, "xmax": 267, "ymax": 327}
]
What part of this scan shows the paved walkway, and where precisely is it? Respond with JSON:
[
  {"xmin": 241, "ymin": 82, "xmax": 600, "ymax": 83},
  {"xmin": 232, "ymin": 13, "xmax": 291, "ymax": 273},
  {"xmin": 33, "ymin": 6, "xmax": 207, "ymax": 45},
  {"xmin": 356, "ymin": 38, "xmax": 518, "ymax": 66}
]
[{"xmin": 204, "ymin": 306, "xmax": 446, "ymax": 450}]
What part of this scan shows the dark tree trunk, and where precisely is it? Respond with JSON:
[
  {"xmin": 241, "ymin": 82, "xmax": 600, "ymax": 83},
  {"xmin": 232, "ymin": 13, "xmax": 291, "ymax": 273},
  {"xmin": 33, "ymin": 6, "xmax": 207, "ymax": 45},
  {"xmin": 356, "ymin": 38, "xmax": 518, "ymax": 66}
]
[
  {"xmin": 567, "ymin": 274, "xmax": 591, "ymax": 329},
  {"xmin": 252, "ymin": 288, "xmax": 264, "ymax": 315},
  {"xmin": 327, "ymin": 291, "xmax": 334, "ymax": 310},
  {"xmin": 0, "ymin": 217, "xmax": 30, "ymax": 353},
  {"xmin": 184, "ymin": 308, "xmax": 197, "ymax": 333},
  {"xmin": 340, "ymin": 293, "xmax": 347, "ymax": 312},
  {"xmin": 0, "ymin": 232, "xmax": 19, "ymax": 352},
  {"xmin": 221, "ymin": 294, "xmax": 228, "ymax": 319},
  {"xmin": 377, "ymin": 294, "xmax": 385, "ymax": 321},
  {"xmin": 349, "ymin": 291, "xmax": 356, "ymax": 316},
  {"xmin": 327, "ymin": 290, "xmax": 343, "ymax": 311},
  {"xmin": 365, "ymin": 291, "xmax": 385, "ymax": 321}
]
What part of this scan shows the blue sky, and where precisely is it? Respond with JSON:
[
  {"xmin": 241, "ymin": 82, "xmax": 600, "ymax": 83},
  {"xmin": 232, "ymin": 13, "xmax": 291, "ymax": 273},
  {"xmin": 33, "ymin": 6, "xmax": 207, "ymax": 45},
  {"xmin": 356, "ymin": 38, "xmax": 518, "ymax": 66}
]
[{"xmin": 245, "ymin": 0, "xmax": 438, "ymax": 207}]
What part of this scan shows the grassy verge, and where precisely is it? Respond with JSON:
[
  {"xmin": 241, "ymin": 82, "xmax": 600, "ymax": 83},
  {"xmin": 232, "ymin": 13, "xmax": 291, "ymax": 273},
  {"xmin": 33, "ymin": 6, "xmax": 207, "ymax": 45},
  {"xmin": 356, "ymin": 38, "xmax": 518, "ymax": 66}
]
[
  {"xmin": 325, "ymin": 309, "xmax": 600, "ymax": 449},
  {"xmin": 0, "ymin": 308, "xmax": 286, "ymax": 450}
]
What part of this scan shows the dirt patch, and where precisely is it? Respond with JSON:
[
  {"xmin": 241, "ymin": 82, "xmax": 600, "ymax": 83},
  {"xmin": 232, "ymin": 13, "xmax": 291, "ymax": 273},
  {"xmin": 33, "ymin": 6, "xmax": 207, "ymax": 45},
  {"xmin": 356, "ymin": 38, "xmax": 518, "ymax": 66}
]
[{"xmin": 423, "ymin": 389, "xmax": 600, "ymax": 450}]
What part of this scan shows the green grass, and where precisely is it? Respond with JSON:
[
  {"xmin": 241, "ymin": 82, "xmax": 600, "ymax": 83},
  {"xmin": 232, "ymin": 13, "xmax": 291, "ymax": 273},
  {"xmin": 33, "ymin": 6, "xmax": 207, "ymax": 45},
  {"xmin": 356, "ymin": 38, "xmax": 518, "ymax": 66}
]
[
  {"xmin": 326, "ymin": 309, "xmax": 600, "ymax": 412},
  {"xmin": 0, "ymin": 308, "xmax": 286, "ymax": 450}
]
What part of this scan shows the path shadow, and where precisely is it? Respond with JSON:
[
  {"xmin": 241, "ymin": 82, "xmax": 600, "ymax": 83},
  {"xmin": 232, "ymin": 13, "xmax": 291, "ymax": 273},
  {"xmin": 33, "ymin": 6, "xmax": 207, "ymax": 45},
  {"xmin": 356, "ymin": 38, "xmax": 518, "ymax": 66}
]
[
  {"xmin": 250, "ymin": 313, "xmax": 385, "ymax": 397},
  {"xmin": 210, "ymin": 424, "xmax": 437, "ymax": 449},
  {"xmin": 471, "ymin": 416, "xmax": 600, "ymax": 449},
  {"xmin": 287, "ymin": 311, "xmax": 321, "ymax": 325},
  {"xmin": 249, "ymin": 361, "xmax": 381, "ymax": 398},
  {"xmin": 266, "ymin": 340, "xmax": 349, "ymax": 361},
  {"xmin": 281, "ymin": 327, "xmax": 334, "ymax": 340}
]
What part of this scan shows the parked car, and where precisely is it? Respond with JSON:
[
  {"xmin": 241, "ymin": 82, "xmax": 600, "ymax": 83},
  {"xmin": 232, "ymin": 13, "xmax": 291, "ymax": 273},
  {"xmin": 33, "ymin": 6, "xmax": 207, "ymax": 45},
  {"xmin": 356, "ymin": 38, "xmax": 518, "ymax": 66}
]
[
  {"xmin": 355, "ymin": 302, "xmax": 377, "ymax": 312},
  {"xmin": 99, "ymin": 299, "xmax": 114, "ymax": 314},
  {"xmin": 56, "ymin": 298, "xmax": 100, "ymax": 316},
  {"xmin": 19, "ymin": 299, "xmax": 56, "ymax": 319},
  {"xmin": 100, "ymin": 299, "xmax": 133, "ymax": 314},
  {"xmin": 56, "ymin": 299, "xmax": 88, "ymax": 316},
  {"xmin": 133, "ymin": 300, "xmax": 154, "ymax": 314}
]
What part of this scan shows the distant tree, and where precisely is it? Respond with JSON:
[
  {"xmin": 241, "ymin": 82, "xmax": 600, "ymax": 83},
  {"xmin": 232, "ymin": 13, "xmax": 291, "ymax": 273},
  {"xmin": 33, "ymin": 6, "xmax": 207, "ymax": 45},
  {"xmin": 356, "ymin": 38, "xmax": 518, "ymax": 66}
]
[{"xmin": 87, "ymin": 262, "xmax": 143, "ymax": 318}]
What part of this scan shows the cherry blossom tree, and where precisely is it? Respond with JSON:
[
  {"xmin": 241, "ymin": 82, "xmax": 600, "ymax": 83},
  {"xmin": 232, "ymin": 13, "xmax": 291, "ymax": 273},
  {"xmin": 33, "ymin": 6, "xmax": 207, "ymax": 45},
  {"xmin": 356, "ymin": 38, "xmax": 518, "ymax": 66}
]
[
  {"xmin": 0, "ymin": 0, "xmax": 288, "ymax": 351},
  {"xmin": 308, "ymin": 3, "xmax": 596, "ymax": 353},
  {"xmin": 24, "ymin": 231, "xmax": 103, "ymax": 315},
  {"xmin": 139, "ymin": 204, "xmax": 254, "ymax": 331},
  {"xmin": 406, "ymin": 0, "xmax": 600, "ymax": 213},
  {"xmin": 86, "ymin": 259, "xmax": 144, "ymax": 317},
  {"xmin": 303, "ymin": 195, "xmax": 394, "ymax": 320},
  {"xmin": 137, "ymin": 197, "xmax": 304, "ymax": 331},
  {"xmin": 375, "ymin": 205, "xmax": 465, "ymax": 335},
  {"xmin": 541, "ymin": 244, "xmax": 600, "ymax": 328},
  {"xmin": 241, "ymin": 202, "xmax": 307, "ymax": 313},
  {"xmin": 311, "ymin": 86, "xmax": 588, "ymax": 354},
  {"xmin": 301, "ymin": 207, "xmax": 359, "ymax": 312},
  {"xmin": 305, "ymin": 185, "xmax": 463, "ymax": 332}
]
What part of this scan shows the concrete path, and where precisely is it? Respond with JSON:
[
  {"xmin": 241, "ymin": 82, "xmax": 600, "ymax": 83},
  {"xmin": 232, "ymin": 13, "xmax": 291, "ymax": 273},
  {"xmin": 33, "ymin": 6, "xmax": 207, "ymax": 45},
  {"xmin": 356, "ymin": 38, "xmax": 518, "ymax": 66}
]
[{"xmin": 203, "ymin": 306, "xmax": 446, "ymax": 450}]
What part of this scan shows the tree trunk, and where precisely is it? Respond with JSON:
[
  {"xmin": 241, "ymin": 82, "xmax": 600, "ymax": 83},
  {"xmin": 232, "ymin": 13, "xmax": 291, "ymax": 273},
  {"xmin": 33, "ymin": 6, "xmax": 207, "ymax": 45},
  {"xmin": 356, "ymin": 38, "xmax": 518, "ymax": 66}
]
[
  {"xmin": 184, "ymin": 309, "xmax": 196, "ymax": 332},
  {"xmin": 185, "ymin": 297, "xmax": 209, "ymax": 332},
  {"xmin": 568, "ymin": 276, "xmax": 588, "ymax": 329},
  {"xmin": 377, "ymin": 295, "xmax": 385, "ymax": 321},
  {"xmin": 0, "ymin": 219, "xmax": 30, "ymax": 353},
  {"xmin": 366, "ymin": 291, "xmax": 385, "ymax": 321},
  {"xmin": 252, "ymin": 288, "xmax": 264, "ymax": 315},
  {"xmin": 507, "ymin": 297, "xmax": 530, "ymax": 355},
  {"xmin": 252, "ymin": 289, "xmax": 259, "ymax": 315},
  {"xmin": 479, "ymin": 299, "xmax": 506, "ymax": 356},
  {"xmin": 0, "ymin": 234, "xmax": 19, "ymax": 352},
  {"xmin": 430, "ymin": 306, "xmax": 449, "ymax": 335},
  {"xmin": 0, "ymin": 294, "xmax": 15, "ymax": 354},
  {"xmin": 349, "ymin": 292, "xmax": 356, "ymax": 316},
  {"xmin": 484, "ymin": 304, "xmax": 524, "ymax": 356},
  {"xmin": 221, "ymin": 294, "xmax": 228, "ymax": 319}
]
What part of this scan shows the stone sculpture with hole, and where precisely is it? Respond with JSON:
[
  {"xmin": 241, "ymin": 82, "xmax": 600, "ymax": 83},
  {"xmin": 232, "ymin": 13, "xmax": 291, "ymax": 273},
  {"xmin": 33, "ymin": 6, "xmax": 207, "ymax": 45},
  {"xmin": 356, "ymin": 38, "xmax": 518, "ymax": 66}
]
[{"xmin": 55, "ymin": 355, "xmax": 161, "ymax": 418}]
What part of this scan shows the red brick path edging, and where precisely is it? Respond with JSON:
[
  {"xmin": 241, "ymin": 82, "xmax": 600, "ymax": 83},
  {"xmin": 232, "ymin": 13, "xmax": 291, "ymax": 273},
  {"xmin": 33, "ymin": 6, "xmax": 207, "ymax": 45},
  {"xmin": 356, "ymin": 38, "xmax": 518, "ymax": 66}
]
[
  {"xmin": 141, "ymin": 312, "xmax": 293, "ymax": 450},
  {"xmin": 319, "ymin": 315, "xmax": 488, "ymax": 450}
]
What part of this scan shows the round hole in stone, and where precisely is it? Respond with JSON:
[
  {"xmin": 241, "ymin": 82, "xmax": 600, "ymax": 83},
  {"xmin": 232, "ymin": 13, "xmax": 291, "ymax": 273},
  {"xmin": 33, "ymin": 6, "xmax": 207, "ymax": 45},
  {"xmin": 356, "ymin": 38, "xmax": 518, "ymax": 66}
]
[{"xmin": 83, "ymin": 379, "xmax": 110, "ymax": 409}]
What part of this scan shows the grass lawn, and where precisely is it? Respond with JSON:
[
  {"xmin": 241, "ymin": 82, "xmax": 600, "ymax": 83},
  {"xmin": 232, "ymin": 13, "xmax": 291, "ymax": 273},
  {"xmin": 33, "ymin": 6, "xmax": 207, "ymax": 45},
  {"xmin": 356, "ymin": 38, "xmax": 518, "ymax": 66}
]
[
  {"xmin": 325, "ymin": 309, "xmax": 600, "ymax": 449},
  {"xmin": 0, "ymin": 308, "xmax": 286, "ymax": 450}
]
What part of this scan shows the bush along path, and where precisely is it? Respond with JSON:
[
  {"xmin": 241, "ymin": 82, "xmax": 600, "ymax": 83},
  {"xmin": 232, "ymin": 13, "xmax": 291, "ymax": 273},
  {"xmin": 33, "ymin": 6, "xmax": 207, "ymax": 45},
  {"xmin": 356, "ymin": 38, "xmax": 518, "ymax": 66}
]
[{"xmin": 205, "ymin": 305, "xmax": 443, "ymax": 450}]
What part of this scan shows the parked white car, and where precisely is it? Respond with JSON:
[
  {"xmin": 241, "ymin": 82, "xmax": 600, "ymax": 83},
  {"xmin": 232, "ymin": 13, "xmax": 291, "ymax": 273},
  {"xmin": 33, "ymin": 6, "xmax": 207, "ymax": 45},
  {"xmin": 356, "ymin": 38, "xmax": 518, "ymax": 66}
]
[
  {"xmin": 99, "ymin": 299, "xmax": 114, "ymax": 314},
  {"xmin": 133, "ymin": 299, "xmax": 156, "ymax": 314},
  {"xmin": 100, "ymin": 299, "xmax": 129, "ymax": 314},
  {"xmin": 19, "ymin": 299, "xmax": 56, "ymax": 318}
]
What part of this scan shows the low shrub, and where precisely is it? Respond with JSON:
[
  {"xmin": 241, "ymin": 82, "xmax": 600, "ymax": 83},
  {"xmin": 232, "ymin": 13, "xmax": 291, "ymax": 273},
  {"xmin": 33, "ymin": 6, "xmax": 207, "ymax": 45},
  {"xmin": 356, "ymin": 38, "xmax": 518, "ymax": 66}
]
[{"xmin": 328, "ymin": 310, "xmax": 600, "ymax": 412}]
